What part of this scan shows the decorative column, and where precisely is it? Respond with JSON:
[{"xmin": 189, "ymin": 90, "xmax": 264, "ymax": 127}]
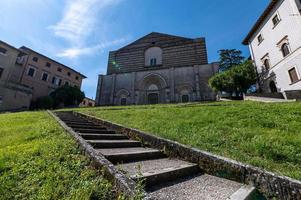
[
  {"xmin": 194, "ymin": 66, "xmax": 201, "ymax": 101},
  {"xmin": 131, "ymin": 72, "xmax": 136, "ymax": 104},
  {"xmin": 110, "ymin": 74, "xmax": 116, "ymax": 105},
  {"xmin": 169, "ymin": 67, "xmax": 175, "ymax": 102}
]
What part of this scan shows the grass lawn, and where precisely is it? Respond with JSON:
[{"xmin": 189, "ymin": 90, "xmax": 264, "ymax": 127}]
[
  {"xmin": 76, "ymin": 101, "xmax": 301, "ymax": 180},
  {"xmin": 0, "ymin": 111, "xmax": 116, "ymax": 200}
]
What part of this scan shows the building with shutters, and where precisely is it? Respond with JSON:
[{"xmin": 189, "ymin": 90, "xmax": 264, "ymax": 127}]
[
  {"xmin": 95, "ymin": 32, "xmax": 219, "ymax": 106},
  {"xmin": 243, "ymin": 0, "xmax": 301, "ymax": 99}
]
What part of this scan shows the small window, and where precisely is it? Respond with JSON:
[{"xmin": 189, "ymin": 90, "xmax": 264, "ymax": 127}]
[
  {"xmin": 41, "ymin": 73, "xmax": 48, "ymax": 82},
  {"xmin": 67, "ymin": 72, "xmax": 71, "ymax": 76},
  {"xmin": 288, "ymin": 67, "xmax": 299, "ymax": 83},
  {"xmin": 75, "ymin": 76, "xmax": 79, "ymax": 80},
  {"xmin": 32, "ymin": 57, "xmax": 38, "ymax": 62},
  {"xmin": 52, "ymin": 76, "xmax": 56, "ymax": 84},
  {"xmin": 58, "ymin": 79, "xmax": 62, "ymax": 86},
  {"xmin": 65, "ymin": 81, "xmax": 69, "ymax": 86},
  {"xmin": 281, "ymin": 43, "xmax": 290, "ymax": 57},
  {"xmin": 257, "ymin": 34, "xmax": 264, "ymax": 44},
  {"xmin": 150, "ymin": 58, "xmax": 157, "ymax": 66},
  {"xmin": 57, "ymin": 67, "xmax": 62, "ymax": 72},
  {"xmin": 0, "ymin": 68, "xmax": 3, "ymax": 79},
  {"xmin": 121, "ymin": 98, "xmax": 127, "ymax": 105},
  {"xmin": 264, "ymin": 59, "xmax": 270, "ymax": 70},
  {"xmin": 272, "ymin": 15, "xmax": 280, "ymax": 26},
  {"xmin": 27, "ymin": 67, "xmax": 35, "ymax": 77},
  {"xmin": 46, "ymin": 62, "xmax": 51, "ymax": 67},
  {"xmin": 0, "ymin": 47, "xmax": 7, "ymax": 55}
]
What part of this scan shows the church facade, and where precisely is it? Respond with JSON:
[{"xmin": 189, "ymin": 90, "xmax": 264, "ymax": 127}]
[{"xmin": 95, "ymin": 32, "xmax": 219, "ymax": 106}]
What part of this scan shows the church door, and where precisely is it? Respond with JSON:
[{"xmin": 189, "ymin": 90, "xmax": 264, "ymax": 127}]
[{"xmin": 148, "ymin": 93, "xmax": 159, "ymax": 104}]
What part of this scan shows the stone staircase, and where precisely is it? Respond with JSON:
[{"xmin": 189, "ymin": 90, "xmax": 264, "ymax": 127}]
[{"xmin": 56, "ymin": 112, "xmax": 258, "ymax": 200}]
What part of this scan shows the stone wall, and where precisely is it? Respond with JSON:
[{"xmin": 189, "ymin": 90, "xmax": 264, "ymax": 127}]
[
  {"xmin": 96, "ymin": 63, "xmax": 219, "ymax": 106},
  {"xmin": 285, "ymin": 90, "xmax": 301, "ymax": 100},
  {"xmin": 107, "ymin": 32, "xmax": 208, "ymax": 75}
]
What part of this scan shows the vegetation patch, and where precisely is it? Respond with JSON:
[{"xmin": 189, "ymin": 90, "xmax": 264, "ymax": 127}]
[
  {"xmin": 77, "ymin": 101, "xmax": 301, "ymax": 180},
  {"xmin": 0, "ymin": 111, "xmax": 116, "ymax": 200}
]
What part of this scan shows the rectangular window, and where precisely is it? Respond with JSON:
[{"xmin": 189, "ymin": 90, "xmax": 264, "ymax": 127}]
[
  {"xmin": 57, "ymin": 67, "xmax": 62, "ymax": 72},
  {"xmin": 75, "ymin": 76, "xmax": 79, "ymax": 80},
  {"xmin": 150, "ymin": 58, "xmax": 157, "ymax": 66},
  {"xmin": 272, "ymin": 14, "xmax": 280, "ymax": 26},
  {"xmin": 46, "ymin": 62, "xmax": 51, "ymax": 67},
  {"xmin": 0, "ymin": 68, "xmax": 3, "ymax": 79},
  {"xmin": 288, "ymin": 67, "xmax": 299, "ymax": 83},
  {"xmin": 52, "ymin": 76, "xmax": 56, "ymax": 84},
  {"xmin": 67, "ymin": 72, "xmax": 71, "ymax": 76},
  {"xmin": 58, "ymin": 79, "xmax": 62, "ymax": 86},
  {"xmin": 27, "ymin": 67, "xmax": 35, "ymax": 77},
  {"xmin": 65, "ymin": 81, "xmax": 69, "ymax": 86},
  {"xmin": 257, "ymin": 34, "xmax": 264, "ymax": 44},
  {"xmin": 41, "ymin": 72, "xmax": 48, "ymax": 82},
  {"xmin": 0, "ymin": 47, "xmax": 7, "ymax": 55},
  {"xmin": 32, "ymin": 57, "xmax": 38, "ymax": 62}
]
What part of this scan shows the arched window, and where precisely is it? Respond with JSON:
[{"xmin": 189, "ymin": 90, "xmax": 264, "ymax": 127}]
[
  {"xmin": 281, "ymin": 43, "xmax": 290, "ymax": 57},
  {"xmin": 145, "ymin": 47, "xmax": 162, "ymax": 66},
  {"xmin": 264, "ymin": 59, "xmax": 270, "ymax": 70}
]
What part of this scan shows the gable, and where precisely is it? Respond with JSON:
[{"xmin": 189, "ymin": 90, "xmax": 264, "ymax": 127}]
[{"xmin": 117, "ymin": 32, "xmax": 195, "ymax": 52}]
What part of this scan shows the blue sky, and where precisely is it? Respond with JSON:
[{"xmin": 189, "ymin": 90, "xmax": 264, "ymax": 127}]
[{"xmin": 0, "ymin": 0, "xmax": 269, "ymax": 99}]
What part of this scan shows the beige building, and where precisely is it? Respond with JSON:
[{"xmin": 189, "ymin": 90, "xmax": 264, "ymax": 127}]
[
  {"xmin": 79, "ymin": 97, "xmax": 95, "ymax": 107},
  {"xmin": 0, "ymin": 41, "xmax": 32, "ymax": 111},
  {"xmin": 19, "ymin": 47, "xmax": 86, "ymax": 100},
  {"xmin": 0, "ymin": 41, "xmax": 86, "ymax": 111}
]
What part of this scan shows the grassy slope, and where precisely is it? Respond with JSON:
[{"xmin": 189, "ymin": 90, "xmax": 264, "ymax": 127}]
[
  {"xmin": 78, "ymin": 101, "xmax": 301, "ymax": 180},
  {"xmin": 0, "ymin": 111, "xmax": 115, "ymax": 200}
]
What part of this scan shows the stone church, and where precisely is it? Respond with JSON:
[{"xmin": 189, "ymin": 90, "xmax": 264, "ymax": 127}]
[{"xmin": 95, "ymin": 32, "xmax": 219, "ymax": 106}]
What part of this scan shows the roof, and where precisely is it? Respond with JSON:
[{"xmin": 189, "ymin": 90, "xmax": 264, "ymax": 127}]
[
  {"xmin": 0, "ymin": 40, "xmax": 27, "ymax": 56},
  {"xmin": 117, "ymin": 32, "xmax": 203, "ymax": 51},
  {"xmin": 242, "ymin": 0, "xmax": 280, "ymax": 45},
  {"xmin": 20, "ymin": 46, "xmax": 87, "ymax": 78}
]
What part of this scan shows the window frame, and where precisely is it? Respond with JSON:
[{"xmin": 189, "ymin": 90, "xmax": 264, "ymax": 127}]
[
  {"xmin": 0, "ymin": 47, "xmax": 7, "ymax": 55},
  {"xmin": 46, "ymin": 62, "xmax": 51, "ymax": 68},
  {"xmin": 57, "ymin": 67, "xmax": 62, "ymax": 72},
  {"xmin": 41, "ymin": 72, "xmax": 49, "ymax": 82},
  {"xmin": 257, "ymin": 34, "xmax": 264, "ymax": 44},
  {"xmin": 27, "ymin": 67, "xmax": 36, "ymax": 77},
  {"xmin": 281, "ymin": 43, "xmax": 290, "ymax": 57},
  {"xmin": 272, "ymin": 14, "xmax": 281, "ymax": 27},
  {"xmin": 288, "ymin": 67, "xmax": 300, "ymax": 84},
  {"xmin": 32, "ymin": 57, "xmax": 39, "ymax": 62}
]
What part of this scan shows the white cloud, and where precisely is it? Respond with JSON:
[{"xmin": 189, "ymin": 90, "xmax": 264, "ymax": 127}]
[
  {"xmin": 56, "ymin": 37, "xmax": 129, "ymax": 58},
  {"xmin": 50, "ymin": 0, "xmax": 120, "ymax": 45}
]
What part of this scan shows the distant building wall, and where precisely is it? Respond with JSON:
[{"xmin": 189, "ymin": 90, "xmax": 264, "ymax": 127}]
[{"xmin": 79, "ymin": 97, "xmax": 95, "ymax": 107}]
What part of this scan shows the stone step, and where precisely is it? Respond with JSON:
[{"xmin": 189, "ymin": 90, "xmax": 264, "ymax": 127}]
[
  {"xmin": 68, "ymin": 124, "xmax": 105, "ymax": 129},
  {"xmin": 87, "ymin": 140, "xmax": 141, "ymax": 148},
  {"xmin": 97, "ymin": 147, "xmax": 166, "ymax": 164},
  {"xmin": 65, "ymin": 121, "xmax": 97, "ymax": 126},
  {"xmin": 118, "ymin": 158, "xmax": 200, "ymax": 187},
  {"xmin": 73, "ymin": 128, "xmax": 112, "ymax": 134},
  {"xmin": 148, "ymin": 174, "xmax": 244, "ymax": 200},
  {"xmin": 80, "ymin": 133, "xmax": 127, "ymax": 140},
  {"xmin": 62, "ymin": 119, "xmax": 90, "ymax": 123}
]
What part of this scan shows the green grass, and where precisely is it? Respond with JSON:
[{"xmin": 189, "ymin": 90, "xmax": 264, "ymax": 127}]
[
  {"xmin": 76, "ymin": 101, "xmax": 301, "ymax": 180},
  {"xmin": 0, "ymin": 111, "xmax": 116, "ymax": 200}
]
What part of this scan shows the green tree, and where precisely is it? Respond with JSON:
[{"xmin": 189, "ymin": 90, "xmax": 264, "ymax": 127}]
[
  {"xmin": 50, "ymin": 85, "xmax": 85, "ymax": 108},
  {"xmin": 209, "ymin": 61, "xmax": 257, "ymax": 97},
  {"xmin": 218, "ymin": 49, "xmax": 245, "ymax": 71}
]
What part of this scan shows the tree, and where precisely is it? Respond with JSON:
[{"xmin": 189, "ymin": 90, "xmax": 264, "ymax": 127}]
[
  {"xmin": 50, "ymin": 85, "xmax": 85, "ymax": 108},
  {"xmin": 218, "ymin": 49, "xmax": 245, "ymax": 71},
  {"xmin": 209, "ymin": 61, "xmax": 257, "ymax": 98}
]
